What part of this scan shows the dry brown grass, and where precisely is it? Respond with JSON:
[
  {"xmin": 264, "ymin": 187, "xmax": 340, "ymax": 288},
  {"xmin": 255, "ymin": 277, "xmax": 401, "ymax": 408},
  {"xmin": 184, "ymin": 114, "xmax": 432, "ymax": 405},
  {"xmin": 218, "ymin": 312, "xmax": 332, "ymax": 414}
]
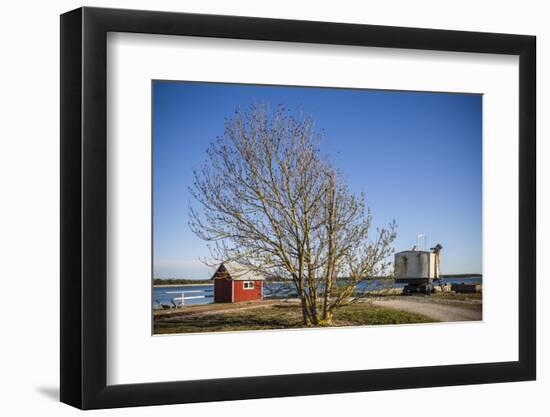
[{"xmin": 154, "ymin": 301, "xmax": 437, "ymax": 334}]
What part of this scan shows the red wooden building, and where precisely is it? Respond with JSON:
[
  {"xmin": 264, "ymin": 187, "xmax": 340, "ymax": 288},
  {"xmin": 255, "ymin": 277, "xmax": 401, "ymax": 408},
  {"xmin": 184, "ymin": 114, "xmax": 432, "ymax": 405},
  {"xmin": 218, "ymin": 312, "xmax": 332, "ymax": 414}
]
[{"xmin": 211, "ymin": 262, "xmax": 265, "ymax": 303}]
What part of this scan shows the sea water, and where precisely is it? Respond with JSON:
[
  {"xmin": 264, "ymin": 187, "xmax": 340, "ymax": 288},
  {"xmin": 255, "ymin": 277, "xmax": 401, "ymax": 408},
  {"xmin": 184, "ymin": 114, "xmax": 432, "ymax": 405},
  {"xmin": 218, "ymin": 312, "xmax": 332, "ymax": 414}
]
[{"xmin": 152, "ymin": 277, "xmax": 482, "ymax": 308}]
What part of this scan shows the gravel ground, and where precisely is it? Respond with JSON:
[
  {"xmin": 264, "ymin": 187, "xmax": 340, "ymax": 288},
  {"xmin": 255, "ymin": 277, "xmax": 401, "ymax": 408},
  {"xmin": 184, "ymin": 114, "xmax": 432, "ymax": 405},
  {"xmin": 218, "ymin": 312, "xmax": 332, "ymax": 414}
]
[{"xmin": 371, "ymin": 298, "xmax": 482, "ymax": 322}]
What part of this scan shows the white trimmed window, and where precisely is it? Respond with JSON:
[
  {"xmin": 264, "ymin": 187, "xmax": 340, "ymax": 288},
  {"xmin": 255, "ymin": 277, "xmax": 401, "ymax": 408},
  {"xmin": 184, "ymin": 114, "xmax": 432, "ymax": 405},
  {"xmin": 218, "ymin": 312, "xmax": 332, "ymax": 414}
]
[{"xmin": 243, "ymin": 281, "xmax": 254, "ymax": 290}]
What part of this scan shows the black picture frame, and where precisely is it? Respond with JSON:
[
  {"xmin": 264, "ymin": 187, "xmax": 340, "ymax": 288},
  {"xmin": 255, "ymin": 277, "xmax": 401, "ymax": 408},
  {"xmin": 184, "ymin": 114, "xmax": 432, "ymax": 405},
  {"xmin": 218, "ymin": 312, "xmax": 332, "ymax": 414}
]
[{"xmin": 60, "ymin": 6, "xmax": 536, "ymax": 410}]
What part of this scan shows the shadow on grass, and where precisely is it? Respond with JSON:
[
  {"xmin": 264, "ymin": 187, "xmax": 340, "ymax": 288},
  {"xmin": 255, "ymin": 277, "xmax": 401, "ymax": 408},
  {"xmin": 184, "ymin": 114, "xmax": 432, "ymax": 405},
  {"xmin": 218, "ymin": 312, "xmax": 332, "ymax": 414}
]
[{"xmin": 155, "ymin": 307, "xmax": 304, "ymax": 334}]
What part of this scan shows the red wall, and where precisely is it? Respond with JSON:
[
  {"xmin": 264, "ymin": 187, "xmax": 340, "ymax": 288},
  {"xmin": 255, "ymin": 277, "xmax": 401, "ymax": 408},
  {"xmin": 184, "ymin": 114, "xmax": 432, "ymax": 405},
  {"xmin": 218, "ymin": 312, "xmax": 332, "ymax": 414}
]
[
  {"xmin": 233, "ymin": 280, "xmax": 263, "ymax": 302},
  {"xmin": 214, "ymin": 279, "xmax": 264, "ymax": 303},
  {"xmin": 214, "ymin": 278, "xmax": 233, "ymax": 303}
]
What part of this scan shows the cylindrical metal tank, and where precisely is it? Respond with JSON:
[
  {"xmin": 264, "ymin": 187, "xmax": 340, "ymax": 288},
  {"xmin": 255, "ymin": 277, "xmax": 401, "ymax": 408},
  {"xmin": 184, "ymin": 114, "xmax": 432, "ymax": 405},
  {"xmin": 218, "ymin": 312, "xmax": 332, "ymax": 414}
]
[{"xmin": 394, "ymin": 251, "xmax": 439, "ymax": 283}]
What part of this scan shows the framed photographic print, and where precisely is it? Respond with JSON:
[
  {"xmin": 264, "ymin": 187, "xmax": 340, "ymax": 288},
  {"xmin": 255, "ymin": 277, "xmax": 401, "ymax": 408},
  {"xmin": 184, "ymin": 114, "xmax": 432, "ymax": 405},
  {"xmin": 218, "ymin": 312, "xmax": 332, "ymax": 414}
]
[{"xmin": 60, "ymin": 6, "xmax": 536, "ymax": 410}]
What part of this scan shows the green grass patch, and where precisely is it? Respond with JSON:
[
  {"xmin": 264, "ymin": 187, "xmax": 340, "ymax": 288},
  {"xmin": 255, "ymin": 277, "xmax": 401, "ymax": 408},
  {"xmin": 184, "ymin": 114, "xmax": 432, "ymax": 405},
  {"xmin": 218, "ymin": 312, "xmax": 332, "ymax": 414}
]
[
  {"xmin": 334, "ymin": 303, "xmax": 437, "ymax": 325},
  {"xmin": 432, "ymin": 293, "xmax": 482, "ymax": 302}
]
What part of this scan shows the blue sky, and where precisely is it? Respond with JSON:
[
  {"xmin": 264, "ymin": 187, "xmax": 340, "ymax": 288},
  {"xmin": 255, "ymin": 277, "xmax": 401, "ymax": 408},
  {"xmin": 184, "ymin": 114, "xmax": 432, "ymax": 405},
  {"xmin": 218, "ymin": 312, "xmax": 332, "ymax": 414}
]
[{"xmin": 153, "ymin": 81, "xmax": 482, "ymax": 278}]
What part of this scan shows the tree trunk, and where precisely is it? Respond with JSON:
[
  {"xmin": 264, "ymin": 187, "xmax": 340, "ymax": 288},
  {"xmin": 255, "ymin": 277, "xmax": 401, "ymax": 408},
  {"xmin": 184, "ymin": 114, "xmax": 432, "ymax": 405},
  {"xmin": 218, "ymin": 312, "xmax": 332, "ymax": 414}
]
[
  {"xmin": 299, "ymin": 293, "xmax": 310, "ymax": 325},
  {"xmin": 322, "ymin": 310, "xmax": 334, "ymax": 324},
  {"xmin": 308, "ymin": 301, "xmax": 319, "ymax": 325}
]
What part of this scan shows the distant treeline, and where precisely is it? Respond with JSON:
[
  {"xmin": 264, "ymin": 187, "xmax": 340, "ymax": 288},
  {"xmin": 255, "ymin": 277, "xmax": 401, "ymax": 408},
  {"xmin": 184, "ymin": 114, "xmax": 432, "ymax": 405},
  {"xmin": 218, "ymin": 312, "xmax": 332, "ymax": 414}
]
[
  {"xmin": 154, "ymin": 274, "xmax": 480, "ymax": 286},
  {"xmin": 267, "ymin": 276, "xmax": 392, "ymax": 282},
  {"xmin": 153, "ymin": 278, "xmax": 211, "ymax": 286},
  {"xmin": 440, "ymin": 273, "xmax": 482, "ymax": 278},
  {"xmin": 268, "ymin": 274, "xmax": 482, "ymax": 281}
]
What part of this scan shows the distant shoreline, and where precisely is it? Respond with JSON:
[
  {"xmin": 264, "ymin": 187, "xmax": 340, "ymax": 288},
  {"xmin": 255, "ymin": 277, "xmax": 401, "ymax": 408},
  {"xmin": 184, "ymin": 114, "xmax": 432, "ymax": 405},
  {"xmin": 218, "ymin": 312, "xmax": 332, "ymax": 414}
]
[
  {"xmin": 153, "ymin": 274, "xmax": 482, "ymax": 288},
  {"xmin": 154, "ymin": 283, "xmax": 212, "ymax": 288},
  {"xmin": 440, "ymin": 274, "xmax": 482, "ymax": 278}
]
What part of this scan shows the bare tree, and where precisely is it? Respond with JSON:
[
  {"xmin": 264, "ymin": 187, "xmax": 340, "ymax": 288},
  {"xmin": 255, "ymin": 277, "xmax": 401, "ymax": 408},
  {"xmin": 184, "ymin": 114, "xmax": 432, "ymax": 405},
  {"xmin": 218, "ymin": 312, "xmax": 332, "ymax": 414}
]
[{"xmin": 189, "ymin": 103, "xmax": 396, "ymax": 325}]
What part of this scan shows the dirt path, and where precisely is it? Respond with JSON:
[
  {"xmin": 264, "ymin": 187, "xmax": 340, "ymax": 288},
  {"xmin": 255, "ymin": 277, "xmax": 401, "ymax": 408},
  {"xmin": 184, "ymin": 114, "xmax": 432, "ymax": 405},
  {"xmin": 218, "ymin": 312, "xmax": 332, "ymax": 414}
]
[
  {"xmin": 154, "ymin": 300, "xmax": 281, "ymax": 319},
  {"xmin": 371, "ymin": 298, "xmax": 482, "ymax": 322}
]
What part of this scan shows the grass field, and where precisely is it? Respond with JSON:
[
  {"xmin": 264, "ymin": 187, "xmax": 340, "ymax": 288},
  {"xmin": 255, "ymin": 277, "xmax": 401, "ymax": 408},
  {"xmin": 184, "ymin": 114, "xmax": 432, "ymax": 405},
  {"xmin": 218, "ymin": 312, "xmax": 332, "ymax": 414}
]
[{"xmin": 154, "ymin": 302, "xmax": 438, "ymax": 334}]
